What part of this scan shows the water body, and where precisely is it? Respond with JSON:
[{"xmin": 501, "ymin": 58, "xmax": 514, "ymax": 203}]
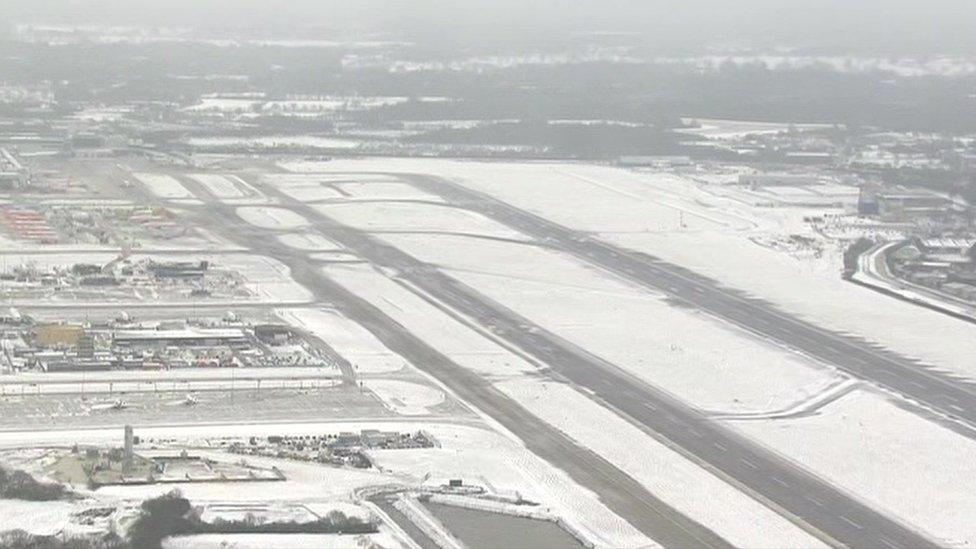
[{"xmin": 424, "ymin": 502, "xmax": 586, "ymax": 549}]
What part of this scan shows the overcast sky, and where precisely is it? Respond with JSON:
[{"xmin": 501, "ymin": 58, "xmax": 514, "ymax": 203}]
[{"xmin": 6, "ymin": 0, "xmax": 976, "ymax": 54}]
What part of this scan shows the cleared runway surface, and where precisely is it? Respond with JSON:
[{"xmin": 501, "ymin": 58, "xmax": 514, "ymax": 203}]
[
  {"xmin": 405, "ymin": 174, "xmax": 976, "ymax": 430},
  {"xmin": 179, "ymin": 179, "xmax": 733, "ymax": 549},
  {"xmin": 237, "ymin": 174, "xmax": 936, "ymax": 548}
]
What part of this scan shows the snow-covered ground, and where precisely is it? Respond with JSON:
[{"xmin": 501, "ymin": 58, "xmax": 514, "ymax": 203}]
[
  {"xmin": 318, "ymin": 200, "xmax": 842, "ymax": 415},
  {"xmin": 188, "ymin": 173, "xmax": 246, "ymax": 198},
  {"xmin": 164, "ymin": 532, "xmax": 405, "ymax": 549},
  {"xmin": 277, "ymin": 157, "xmax": 976, "ymax": 544},
  {"xmin": 498, "ymin": 378, "xmax": 826, "ymax": 549},
  {"xmin": 278, "ymin": 307, "xmax": 407, "ymax": 374},
  {"xmin": 186, "ymin": 173, "xmax": 264, "ymax": 203},
  {"xmin": 0, "ymin": 500, "xmax": 78, "ymax": 536},
  {"xmin": 335, "ymin": 181, "xmax": 445, "ymax": 202},
  {"xmin": 230, "ymin": 254, "xmax": 312, "ymax": 303},
  {"xmin": 282, "ymin": 158, "xmax": 976, "ymax": 386},
  {"xmin": 262, "ymin": 173, "xmax": 445, "ymax": 203},
  {"xmin": 314, "ymin": 262, "xmax": 835, "ymax": 545},
  {"xmin": 314, "ymin": 202, "xmax": 528, "ymax": 240},
  {"xmin": 236, "ymin": 206, "xmax": 309, "ymax": 230},
  {"xmin": 365, "ymin": 379, "xmax": 446, "ymax": 415},
  {"xmin": 732, "ymin": 389, "xmax": 976, "ymax": 546},
  {"xmin": 320, "ymin": 263, "xmax": 539, "ymax": 380},
  {"xmin": 132, "ymin": 172, "xmax": 196, "ymax": 200},
  {"xmin": 277, "ymin": 232, "xmax": 344, "ymax": 251},
  {"xmin": 0, "ymin": 421, "xmax": 652, "ymax": 549}
]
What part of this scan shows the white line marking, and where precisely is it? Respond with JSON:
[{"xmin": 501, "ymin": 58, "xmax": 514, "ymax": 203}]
[{"xmin": 879, "ymin": 537, "xmax": 900, "ymax": 549}]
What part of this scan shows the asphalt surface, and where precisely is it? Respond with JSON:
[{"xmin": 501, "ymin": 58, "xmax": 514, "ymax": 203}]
[
  {"xmin": 239, "ymin": 174, "xmax": 937, "ymax": 549},
  {"xmin": 176, "ymin": 177, "xmax": 733, "ymax": 549},
  {"xmin": 403, "ymin": 174, "xmax": 976, "ymax": 434}
]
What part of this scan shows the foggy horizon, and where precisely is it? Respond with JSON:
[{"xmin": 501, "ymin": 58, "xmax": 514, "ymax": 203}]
[{"xmin": 6, "ymin": 0, "xmax": 976, "ymax": 54}]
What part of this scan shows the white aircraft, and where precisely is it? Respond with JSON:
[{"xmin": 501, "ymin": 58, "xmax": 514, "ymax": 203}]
[
  {"xmin": 164, "ymin": 394, "xmax": 199, "ymax": 407},
  {"xmin": 90, "ymin": 398, "xmax": 128, "ymax": 412}
]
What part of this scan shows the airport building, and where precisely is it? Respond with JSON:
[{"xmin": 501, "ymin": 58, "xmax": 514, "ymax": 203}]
[{"xmin": 112, "ymin": 328, "xmax": 249, "ymax": 349}]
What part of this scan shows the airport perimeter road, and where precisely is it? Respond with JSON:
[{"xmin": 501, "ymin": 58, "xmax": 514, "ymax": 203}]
[
  {"xmin": 402, "ymin": 175, "xmax": 976, "ymax": 430},
  {"xmin": 176, "ymin": 189, "xmax": 732, "ymax": 549},
  {"xmin": 246, "ymin": 181, "xmax": 936, "ymax": 549}
]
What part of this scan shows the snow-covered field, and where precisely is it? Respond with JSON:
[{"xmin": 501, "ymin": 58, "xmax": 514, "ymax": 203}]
[
  {"xmin": 0, "ymin": 421, "xmax": 651, "ymax": 549},
  {"xmin": 314, "ymin": 202, "xmax": 528, "ymax": 240},
  {"xmin": 262, "ymin": 173, "xmax": 443, "ymax": 203},
  {"xmin": 277, "ymin": 157, "xmax": 976, "ymax": 544},
  {"xmin": 282, "ymin": 158, "xmax": 976, "ymax": 385},
  {"xmin": 132, "ymin": 172, "xmax": 196, "ymax": 200},
  {"xmin": 187, "ymin": 173, "xmax": 261, "ymax": 201},
  {"xmin": 279, "ymin": 307, "xmax": 407, "ymax": 374},
  {"xmin": 366, "ymin": 379, "xmax": 446, "ymax": 415},
  {"xmin": 164, "ymin": 533, "xmax": 405, "ymax": 549},
  {"xmin": 498, "ymin": 378, "xmax": 826, "ymax": 549},
  {"xmin": 321, "ymin": 263, "xmax": 539, "ymax": 379},
  {"xmin": 0, "ymin": 500, "xmax": 78, "ymax": 536},
  {"xmin": 277, "ymin": 232, "xmax": 344, "ymax": 251},
  {"xmin": 236, "ymin": 206, "xmax": 309, "ymax": 229},
  {"xmin": 732, "ymin": 389, "xmax": 976, "ymax": 546},
  {"xmin": 317, "ymin": 200, "xmax": 842, "ymax": 415}
]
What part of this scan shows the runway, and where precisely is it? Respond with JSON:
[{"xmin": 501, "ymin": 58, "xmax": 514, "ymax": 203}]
[
  {"xmin": 404, "ymin": 175, "xmax": 976, "ymax": 429},
  {"xmin": 177, "ymin": 180, "xmax": 734, "ymax": 549},
  {"xmin": 238, "ymin": 174, "xmax": 937, "ymax": 548}
]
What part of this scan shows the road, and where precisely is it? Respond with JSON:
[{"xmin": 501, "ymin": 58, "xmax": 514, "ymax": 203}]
[
  {"xmin": 854, "ymin": 241, "xmax": 976, "ymax": 324},
  {"xmin": 233, "ymin": 174, "xmax": 936, "ymax": 548}
]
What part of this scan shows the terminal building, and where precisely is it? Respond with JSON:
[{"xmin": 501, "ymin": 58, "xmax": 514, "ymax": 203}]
[{"xmin": 112, "ymin": 328, "xmax": 248, "ymax": 349}]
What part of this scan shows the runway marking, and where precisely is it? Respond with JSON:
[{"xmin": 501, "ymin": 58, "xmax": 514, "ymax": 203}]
[
  {"xmin": 771, "ymin": 476, "xmax": 790, "ymax": 488},
  {"xmin": 643, "ymin": 402, "xmax": 657, "ymax": 412},
  {"xmin": 740, "ymin": 457, "xmax": 758, "ymax": 470},
  {"xmin": 688, "ymin": 428, "xmax": 704, "ymax": 438},
  {"xmin": 879, "ymin": 537, "xmax": 901, "ymax": 549},
  {"xmin": 949, "ymin": 404, "xmax": 965, "ymax": 413},
  {"xmin": 807, "ymin": 496, "xmax": 825, "ymax": 508},
  {"xmin": 712, "ymin": 441, "xmax": 728, "ymax": 452},
  {"xmin": 839, "ymin": 515, "xmax": 863, "ymax": 530}
]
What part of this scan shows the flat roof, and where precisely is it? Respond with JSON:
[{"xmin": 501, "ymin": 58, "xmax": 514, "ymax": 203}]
[{"xmin": 114, "ymin": 328, "xmax": 246, "ymax": 341}]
